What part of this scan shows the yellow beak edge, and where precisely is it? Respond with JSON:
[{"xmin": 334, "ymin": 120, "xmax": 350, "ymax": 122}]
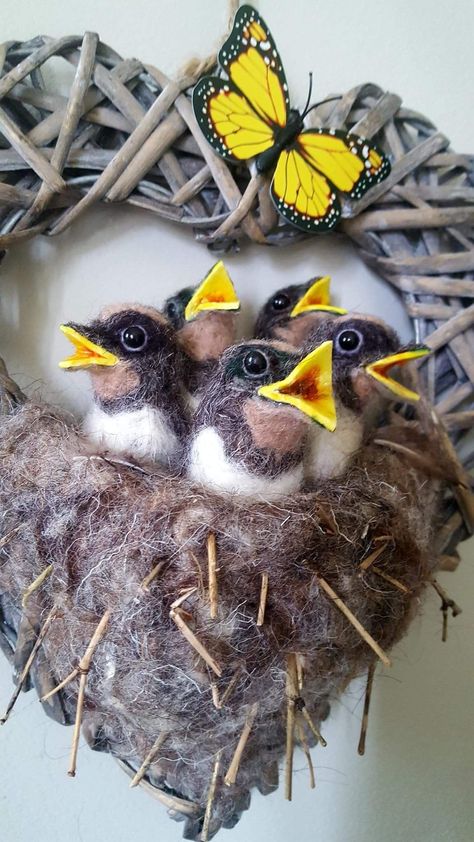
[
  {"xmin": 185, "ymin": 261, "xmax": 240, "ymax": 322},
  {"xmin": 290, "ymin": 276, "xmax": 347, "ymax": 318},
  {"xmin": 365, "ymin": 347, "xmax": 430, "ymax": 402},
  {"xmin": 59, "ymin": 325, "xmax": 118, "ymax": 369},
  {"xmin": 257, "ymin": 340, "xmax": 337, "ymax": 431}
]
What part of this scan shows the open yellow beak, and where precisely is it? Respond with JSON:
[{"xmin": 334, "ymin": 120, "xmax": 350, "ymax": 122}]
[
  {"xmin": 184, "ymin": 260, "xmax": 240, "ymax": 322},
  {"xmin": 365, "ymin": 347, "xmax": 430, "ymax": 402},
  {"xmin": 59, "ymin": 325, "xmax": 118, "ymax": 369},
  {"xmin": 290, "ymin": 276, "xmax": 347, "ymax": 318},
  {"xmin": 257, "ymin": 340, "xmax": 337, "ymax": 430}
]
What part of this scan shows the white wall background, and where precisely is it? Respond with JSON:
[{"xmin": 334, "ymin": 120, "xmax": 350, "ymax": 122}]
[{"xmin": 0, "ymin": 1, "xmax": 473, "ymax": 840}]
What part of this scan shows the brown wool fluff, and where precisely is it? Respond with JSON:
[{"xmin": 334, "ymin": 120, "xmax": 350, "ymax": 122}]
[{"xmin": 0, "ymin": 400, "xmax": 443, "ymax": 839}]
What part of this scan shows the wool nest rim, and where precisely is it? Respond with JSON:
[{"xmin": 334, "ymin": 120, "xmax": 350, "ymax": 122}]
[{"xmin": 0, "ymin": 12, "xmax": 473, "ymax": 842}]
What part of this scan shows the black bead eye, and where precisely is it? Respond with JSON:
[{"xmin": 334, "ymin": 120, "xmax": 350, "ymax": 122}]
[
  {"xmin": 243, "ymin": 350, "xmax": 269, "ymax": 376},
  {"xmin": 120, "ymin": 325, "xmax": 148, "ymax": 352},
  {"xmin": 271, "ymin": 293, "xmax": 291, "ymax": 311},
  {"xmin": 336, "ymin": 329, "xmax": 363, "ymax": 354},
  {"xmin": 165, "ymin": 301, "xmax": 178, "ymax": 320}
]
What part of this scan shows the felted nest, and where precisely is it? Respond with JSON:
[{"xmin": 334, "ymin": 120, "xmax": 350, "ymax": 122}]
[{"xmin": 0, "ymin": 9, "xmax": 473, "ymax": 842}]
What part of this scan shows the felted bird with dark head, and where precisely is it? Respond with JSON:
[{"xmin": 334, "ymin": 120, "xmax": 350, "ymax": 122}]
[
  {"xmin": 59, "ymin": 304, "xmax": 189, "ymax": 467},
  {"xmin": 162, "ymin": 260, "xmax": 240, "ymax": 405},
  {"xmin": 254, "ymin": 275, "xmax": 347, "ymax": 344},
  {"xmin": 302, "ymin": 315, "xmax": 430, "ymax": 481},
  {"xmin": 187, "ymin": 339, "xmax": 336, "ymax": 499}
]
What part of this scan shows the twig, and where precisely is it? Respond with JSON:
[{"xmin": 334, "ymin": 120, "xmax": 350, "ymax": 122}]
[
  {"xmin": 296, "ymin": 719, "xmax": 315, "ymax": 789},
  {"xmin": 67, "ymin": 610, "xmax": 111, "ymax": 776},
  {"xmin": 431, "ymin": 579, "xmax": 462, "ymax": 642},
  {"xmin": 224, "ymin": 702, "xmax": 259, "ymax": 786},
  {"xmin": 371, "ymin": 566, "xmax": 411, "ymax": 594},
  {"xmin": 213, "ymin": 666, "xmax": 243, "ymax": 710},
  {"xmin": 359, "ymin": 540, "xmax": 389, "ymax": 571},
  {"xmin": 41, "ymin": 609, "xmax": 110, "ymax": 703},
  {"xmin": 285, "ymin": 654, "xmax": 298, "ymax": 801},
  {"xmin": 140, "ymin": 560, "xmax": 165, "ymax": 591},
  {"xmin": 207, "ymin": 532, "xmax": 218, "ymax": 620},
  {"xmin": 256, "ymin": 572, "xmax": 269, "ymax": 626},
  {"xmin": 300, "ymin": 705, "xmax": 327, "ymax": 748},
  {"xmin": 129, "ymin": 732, "xmax": 168, "ymax": 788},
  {"xmin": 317, "ymin": 576, "xmax": 392, "ymax": 668},
  {"xmin": 211, "ymin": 173, "xmax": 264, "ymax": 240},
  {"xmin": 22, "ymin": 564, "xmax": 53, "ymax": 608},
  {"xmin": 358, "ymin": 662, "xmax": 376, "ymax": 756},
  {"xmin": 1, "ymin": 606, "xmax": 58, "ymax": 724},
  {"xmin": 0, "ymin": 524, "xmax": 24, "ymax": 550},
  {"xmin": 201, "ymin": 750, "xmax": 222, "ymax": 842},
  {"xmin": 170, "ymin": 592, "xmax": 222, "ymax": 676}
]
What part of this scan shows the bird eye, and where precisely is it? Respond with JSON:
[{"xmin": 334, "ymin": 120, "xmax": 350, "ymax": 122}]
[
  {"xmin": 120, "ymin": 325, "xmax": 148, "ymax": 352},
  {"xmin": 271, "ymin": 293, "xmax": 291, "ymax": 311},
  {"xmin": 165, "ymin": 301, "xmax": 178, "ymax": 320},
  {"xmin": 336, "ymin": 329, "xmax": 363, "ymax": 354},
  {"xmin": 242, "ymin": 349, "xmax": 269, "ymax": 376}
]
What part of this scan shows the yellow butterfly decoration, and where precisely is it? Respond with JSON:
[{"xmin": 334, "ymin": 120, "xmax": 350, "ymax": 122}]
[{"xmin": 193, "ymin": 4, "xmax": 390, "ymax": 232}]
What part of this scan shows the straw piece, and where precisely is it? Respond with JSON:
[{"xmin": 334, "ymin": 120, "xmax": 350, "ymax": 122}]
[
  {"xmin": 431, "ymin": 579, "xmax": 462, "ymax": 642},
  {"xmin": 300, "ymin": 705, "xmax": 327, "ymax": 748},
  {"xmin": 285, "ymin": 654, "xmax": 298, "ymax": 801},
  {"xmin": 170, "ymin": 607, "xmax": 222, "ymax": 677},
  {"xmin": 224, "ymin": 702, "xmax": 259, "ymax": 786},
  {"xmin": 140, "ymin": 560, "xmax": 165, "ymax": 591},
  {"xmin": 201, "ymin": 750, "xmax": 222, "ymax": 842},
  {"xmin": 207, "ymin": 532, "xmax": 218, "ymax": 620},
  {"xmin": 296, "ymin": 719, "xmax": 315, "ymax": 789},
  {"xmin": 317, "ymin": 576, "xmax": 392, "ymax": 668},
  {"xmin": 256, "ymin": 572, "xmax": 269, "ymax": 627},
  {"xmin": 129, "ymin": 732, "xmax": 168, "ymax": 788},
  {"xmin": 358, "ymin": 662, "xmax": 376, "ymax": 756},
  {"xmin": 213, "ymin": 667, "xmax": 242, "ymax": 710},
  {"xmin": 371, "ymin": 566, "xmax": 411, "ymax": 594},
  {"xmin": 22, "ymin": 564, "xmax": 53, "ymax": 608},
  {"xmin": 359, "ymin": 540, "xmax": 389, "ymax": 571}
]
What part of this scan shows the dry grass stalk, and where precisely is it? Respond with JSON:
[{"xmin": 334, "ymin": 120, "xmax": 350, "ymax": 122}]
[
  {"xmin": 371, "ymin": 566, "xmax": 411, "ymax": 594},
  {"xmin": 295, "ymin": 653, "xmax": 304, "ymax": 692},
  {"xmin": 21, "ymin": 564, "xmax": 53, "ymax": 608},
  {"xmin": 431, "ymin": 579, "xmax": 462, "ymax": 642},
  {"xmin": 129, "ymin": 732, "xmax": 169, "ymax": 788},
  {"xmin": 224, "ymin": 701, "xmax": 259, "ymax": 786},
  {"xmin": 207, "ymin": 532, "xmax": 218, "ymax": 620},
  {"xmin": 317, "ymin": 576, "xmax": 392, "ymax": 668},
  {"xmin": 285, "ymin": 654, "xmax": 298, "ymax": 801},
  {"xmin": 0, "ymin": 525, "xmax": 24, "ymax": 550},
  {"xmin": 170, "ymin": 591, "xmax": 222, "ymax": 677},
  {"xmin": 213, "ymin": 667, "xmax": 243, "ymax": 710},
  {"xmin": 357, "ymin": 662, "xmax": 376, "ymax": 756},
  {"xmin": 201, "ymin": 750, "xmax": 222, "ymax": 842},
  {"xmin": 359, "ymin": 540, "xmax": 390, "ymax": 571},
  {"xmin": 140, "ymin": 560, "xmax": 165, "ymax": 591},
  {"xmin": 300, "ymin": 706, "xmax": 327, "ymax": 748},
  {"xmin": 296, "ymin": 719, "xmax": 315, "ymax": 789},
  {"xmin": 1, "ymin": 605, "xmax": 58, "ymax": 723},
  {"xmin": 256, "ymin": 572, "xmax": 269, "ymax": 626}
]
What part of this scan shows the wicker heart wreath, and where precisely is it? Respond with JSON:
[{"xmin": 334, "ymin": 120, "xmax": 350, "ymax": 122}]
[{"xmin": 0, "ymin": 6, "xmax": 473, "ymax": 841}]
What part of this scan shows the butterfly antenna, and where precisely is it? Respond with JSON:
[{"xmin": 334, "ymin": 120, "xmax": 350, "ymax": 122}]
[
  {"xmin": 302, "ymin": 72, "xmax": 313, "ymax": 117},
  {"xmin": 302, "ymin": 95, "xmax": 342, "ymax": 120}
]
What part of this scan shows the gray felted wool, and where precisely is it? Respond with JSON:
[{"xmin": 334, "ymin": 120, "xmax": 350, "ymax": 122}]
[{"xmin": 0, "ymin": 395, "xmax": 443, "ymax": 839}]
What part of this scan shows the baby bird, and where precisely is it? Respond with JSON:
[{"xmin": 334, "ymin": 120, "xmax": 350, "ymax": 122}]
[
  {"xmin": 187, "ymin": 339, "xmax": 336, "ymax": 500},
  {"xmin": 162, "ymin": 260, "xmax": 240, "ymax": 405},
  {"xmin": 59, "ymin": 304, "xmax": 189, "ymax": 466},
  {"xmin": 302, "ymin": 315, "xmax": 430, "ymax": 482},
  {"xmin": 254, "ymin": 275, "xmax": 346, "ymax": 344}
]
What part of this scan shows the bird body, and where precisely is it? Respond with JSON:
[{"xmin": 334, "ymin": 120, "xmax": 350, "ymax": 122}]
[{"xmin": 82, "ymin": 403, "xmax": 181, "ymax": 465}]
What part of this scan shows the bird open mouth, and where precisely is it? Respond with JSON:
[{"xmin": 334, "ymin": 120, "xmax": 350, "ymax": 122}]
[
  {"xmin": 185, "ymin": 260, "xmax": 240, "ymax": 321},
  {"xmin": 59, "ymin": 325, "xmax": 118, "ymax": 369},
  {"xmin": 364, "ymin": 346, "xmax": 430, "ymax": 401},
  {"xmin": 290, "ymin": 276, "xmax": 347, "ymax": 318},
  {"xmin": 257, "ymin": 340, "xmax": 337, "ymax": 430}
]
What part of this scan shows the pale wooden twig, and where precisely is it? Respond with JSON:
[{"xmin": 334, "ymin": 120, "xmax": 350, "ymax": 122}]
[
  {"xmin": 170, "ymin": 593, "xmax": 222, "ymax": 677},
  {"xmin": 358, "ymin": 662, "xmax": 376, "ymax": 756},
  {"xmin": 140, "ymin": 560, "xmax": 165, "ymax": 591},
  {"xmin": 300, "ymin": 705, "xmax": 327, "ymax": 748},
  {"xmin": 201, "ymin": 750, "xmax": 222, "ymax": 842},
  {"xmin": 0, "ymin": 525, "xmax": 24, "ymax": 550},
  {"xmin": 285, "ymin": 654, "xmax": 298, "ymax": 801},
  {"xmin": 67, "ymin": 610, "xmax": 111, "ymax": 776},
  {"xmin": 371, "ymin": 566, "xmax": 411, "ymax": 594},
  {"xmin": 22, "ymin": 564, "xmax": 53, "ymax": 608},
  {"xmin": 295, "ymin": 653, "xmax": 304, "ymax": 692},
  {"xmin": 431, "ymin": 579, "xmax": 462, "ymax": 642},
  {"xmin": 256, "ymin": 572, "xmax": 269, "ymax": 627},
  {"xmin": 296, "ymin": 719, "xmax": 315, "ymax": 789},
  {"xmin": 317, "ymin": 576, "xmax": 392, "ymax": 668},
  {"xmin": 1, "ymin": 606, "xmax": 58, "ymax": 724},
  {"xmin": 213, "ymin": 667, "xmax": 243, "ymax": 710},
  {"xmin": 224, "ymin": 702, "xmax": 259, "ymax": 786},
  {"xmin": 129, "ymin": 732, "xmax": 168, "ymax": 788},
  {"xmin": 211, "ymin": 173, "xmax": 264, "ymax": 240},
  {"xmin": 207, "ymin": 532, "xmax": 218, "ymax": 620},
  {"xmin": 359, "ymin": 540, "xmax": 389, "ymax": 571}
]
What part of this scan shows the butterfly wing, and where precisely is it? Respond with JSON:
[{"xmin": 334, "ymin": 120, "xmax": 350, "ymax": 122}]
[
  {"xmin": 271, "ymin": 130, "xmax": 391, "ymax": 231},
  {"xmin": 192, "ymin": 5, "xmax": 290, "ymax": 162}
]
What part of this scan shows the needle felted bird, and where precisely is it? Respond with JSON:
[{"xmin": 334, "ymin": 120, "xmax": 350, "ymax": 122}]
[
  {"xmin": 162, "ymin": 260, "xmax": 240, "ymax": 406},
  {"xmin": 301, "ymin": 315, "xmax": 430, "ymax": 482},
  {"xmin": 186, "ymin": 339, "xmax": 336, "ymax": 499},
  {"xmin": 253, "ymin": 275, "xmax": 347, "ymax": 344},
  {"xmin": 59, "ymin": 304, "xmax": 190, "ymax": 467}
]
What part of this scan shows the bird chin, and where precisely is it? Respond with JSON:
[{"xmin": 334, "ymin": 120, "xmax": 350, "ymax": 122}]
[{"xmin": 243, "ymin": 398, "xmax": 309, "ymax": 456}]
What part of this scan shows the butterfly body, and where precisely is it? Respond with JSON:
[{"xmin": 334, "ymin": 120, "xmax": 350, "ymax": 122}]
[{"xmin": 193, "ymin": 5, "xmax": 390, "ymax": 232}]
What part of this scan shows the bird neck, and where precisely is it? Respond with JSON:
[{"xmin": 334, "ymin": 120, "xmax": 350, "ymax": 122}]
[{"xmin": 304, "ymin": 405, "xmax": 364, "ymax": 482}]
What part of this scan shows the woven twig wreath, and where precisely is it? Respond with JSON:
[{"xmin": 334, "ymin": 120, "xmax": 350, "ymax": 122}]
[{"xmin": 0, "ymin": 21, "xmax": 473, "ymax": 842}]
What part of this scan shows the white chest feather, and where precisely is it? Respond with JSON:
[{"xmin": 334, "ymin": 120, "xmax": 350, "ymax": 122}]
[
  {"xmin": 187, "ymin": 427, "xmax": 303, "ymax": 500},
  {"xmin": 82, "ymin": 404, "xmax": 180, "ymax": 465},
  {"xmin": 305, "ymin": 407, "xmax": 363, "ymax": 481}
]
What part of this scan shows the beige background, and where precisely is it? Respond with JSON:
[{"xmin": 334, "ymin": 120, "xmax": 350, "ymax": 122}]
[{"xmin": 0, "ymin": 1, "xmax": 473, "ymax": 840}]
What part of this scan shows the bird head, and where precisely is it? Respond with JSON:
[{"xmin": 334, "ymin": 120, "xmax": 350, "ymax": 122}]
[
  {"xmin": 304, "ymin": 315, "xmax": 430, "ymax": 411},
  {"xmin": 59, "ymin": 304, "xmax": 186, "ymax": 407},
  {"xmin": 254, "ymin": 275, "xmax": 346, "ymax": 344},
  {"xmin": 162, "ymin": 260, "xmax": 240, "ymax": 362}
]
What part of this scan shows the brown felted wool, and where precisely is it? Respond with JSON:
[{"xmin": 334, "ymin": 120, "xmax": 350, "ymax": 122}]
[{"xmin": 0, "ymin": 393, "xmax": 445, "ymax": 839}]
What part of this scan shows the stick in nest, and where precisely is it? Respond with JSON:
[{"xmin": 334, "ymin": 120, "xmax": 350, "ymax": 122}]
[
  {"xmin": 285, "ymin": 654, "xmax": 298, "ymax": 801},
  {"xmin": 211, "ymin": 666, "xmax": 243, "ymax": 710},
  {"xmin": 359, "ymin": 540, "xmax": 390, "ymax": 572},
  {"xmin": 357, "ymin": 662, "xmax": 376, "ymax": 756},
  {"xmin": 41, "ymin": 610, "xmax": 111, "ymax": 703},
  {"xmin": 22, "ymin": 564, "xmax": 53, "ymax": 608},
  {"xmin": 224, "ymin": 701, "xmax": 259, "ymax": 786},
  {"xmin": 317, "ymin": 576, "xmax": 392, "ymax": 668},
  {"xmin": 130, "ymin": 732, "xmax": 169, "ymax": 788},
  {"xmin": 1, "ymin": 606, "xmax": 58, "ymax": 724},
  {"xmin": 296, "ymin": 719, "xmax": 315, "ymax": 789},
  {"xmin": 170, "ymin": 588, "xmax": 222, "ymax": 676},
  {"xmin": 430, "ymin": 579, "xmax": 462, "ymax": 642},
  {"xmin": 371, "ymin": 566, "xmax": 411, "ymax": 594},
  {"xmin": 207, "ymin": 532, "xmax": 218, "ymax": 620},
  {"xmin": 256, "ymin": 572, "xmax": 269, "ymax": 626},
  {"xmin": 201, "ymin": 750, "xmax": 222, "ymax": 842}
]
